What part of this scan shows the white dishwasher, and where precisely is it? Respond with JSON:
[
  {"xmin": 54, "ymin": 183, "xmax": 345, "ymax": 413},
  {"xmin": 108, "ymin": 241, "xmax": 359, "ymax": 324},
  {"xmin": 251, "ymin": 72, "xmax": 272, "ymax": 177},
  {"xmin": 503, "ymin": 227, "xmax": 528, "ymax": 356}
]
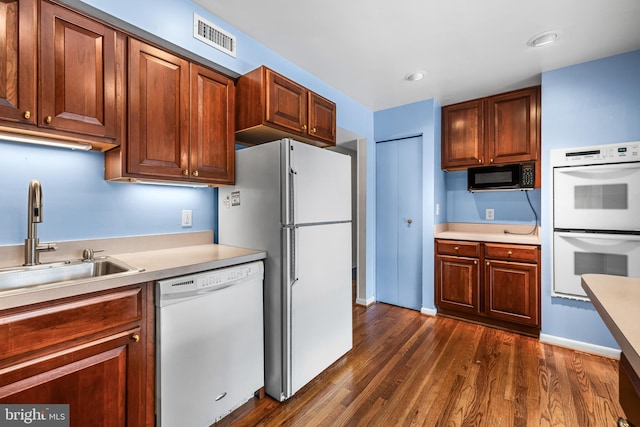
[{"xmin": 155, "ymin": 261, "xmax": 264, "ymax": 427}]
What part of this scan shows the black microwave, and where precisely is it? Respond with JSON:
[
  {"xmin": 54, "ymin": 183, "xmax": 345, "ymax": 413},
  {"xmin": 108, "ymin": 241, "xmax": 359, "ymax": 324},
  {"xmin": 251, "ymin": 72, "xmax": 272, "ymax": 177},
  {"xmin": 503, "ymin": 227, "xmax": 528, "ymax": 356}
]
[{"xmin": 467, "ymin": 163, "xmax": 535, "ymax": 192}]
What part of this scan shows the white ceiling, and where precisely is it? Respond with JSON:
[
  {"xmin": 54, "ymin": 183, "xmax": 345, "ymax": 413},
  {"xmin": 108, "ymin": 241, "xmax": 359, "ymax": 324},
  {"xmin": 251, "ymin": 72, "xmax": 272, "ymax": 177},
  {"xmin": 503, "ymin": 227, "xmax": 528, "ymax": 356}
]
[{"xmin": 194, "ymin": 0, "xmax": 640, "ymax": 111}]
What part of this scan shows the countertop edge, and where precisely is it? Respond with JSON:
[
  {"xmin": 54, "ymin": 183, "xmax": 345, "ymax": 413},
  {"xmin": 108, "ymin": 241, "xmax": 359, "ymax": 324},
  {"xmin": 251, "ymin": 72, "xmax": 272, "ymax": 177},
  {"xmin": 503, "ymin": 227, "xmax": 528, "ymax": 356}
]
[
  {"xmin": 582, "ymin": 274, "xmax": 640, "ymax": 378},
  {"xmin": 0, "ymin": 244, "xmax": 267, "ymax": 310}
]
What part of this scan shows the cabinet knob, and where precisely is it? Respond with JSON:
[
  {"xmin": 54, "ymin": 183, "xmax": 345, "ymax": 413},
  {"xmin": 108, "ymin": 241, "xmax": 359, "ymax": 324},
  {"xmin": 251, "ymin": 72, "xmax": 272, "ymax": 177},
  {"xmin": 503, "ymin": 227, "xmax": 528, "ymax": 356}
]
[
  {"xmin": 301, "ymin": 124, "xmax": 308, "ymax": 131},
  {"xmin": 131, "ymin": 333, "xmax": 140, "ymax": 343},
  {"xmin": 407, "ymin": 219, "xmax": 412, "ymax": 224},
  {"xmin": 311, "ymin": 127, "xmax": 317, "ymax": 134},
  {"xmin": 478, "ymin": 159, "xmax": 482, "ymax": 163},
  {"xmin": 474, "ymin": 260, "xmax": 478, "ymax": 265},
  {"xmin": 486, "ymin": 261, "xmax": 490, "ymax": 266},
  {"xmin": 507, "ymin": 250, "xmax": 513, "ymax": 256},
  {"xmin": 490, "ymin": 158, "xmax": 494, "ymax": 163},
  {"xmin": 454, "ymin": 246, "xmax": 459, "ymax": 251},
  {"xmin": 45, "ymin": 116, "xmax": 53, "ymax": 124},
  {"xmin": 24, "ymin": 111, "xmax": 31, "ymax": 119},
  {"xmin": 182, "ymin": 170, "xmax": 189, "ymax": 176},
  {"xmin": 193, "ymin": 170, "xmax": 199, "ymax": 177}
]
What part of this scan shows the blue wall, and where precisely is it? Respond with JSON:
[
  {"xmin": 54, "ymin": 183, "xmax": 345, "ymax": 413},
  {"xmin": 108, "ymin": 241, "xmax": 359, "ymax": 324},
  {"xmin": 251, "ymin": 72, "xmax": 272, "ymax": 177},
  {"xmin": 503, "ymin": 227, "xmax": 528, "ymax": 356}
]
[
  {"xmin": 373, "ymin": 99, "xmax": 443, "ymax": 311},
  {"xmin": 540, "ymin": 49, "xmax": 640, "ymax": 348}
]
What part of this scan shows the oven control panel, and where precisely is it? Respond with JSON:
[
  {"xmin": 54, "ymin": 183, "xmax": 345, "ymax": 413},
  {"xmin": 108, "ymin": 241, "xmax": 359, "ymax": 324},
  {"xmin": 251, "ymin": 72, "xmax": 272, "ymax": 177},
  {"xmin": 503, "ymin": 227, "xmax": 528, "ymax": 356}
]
[{"xmin": 551, "ymin": 141, "xmax": 639, "ymax": 166}]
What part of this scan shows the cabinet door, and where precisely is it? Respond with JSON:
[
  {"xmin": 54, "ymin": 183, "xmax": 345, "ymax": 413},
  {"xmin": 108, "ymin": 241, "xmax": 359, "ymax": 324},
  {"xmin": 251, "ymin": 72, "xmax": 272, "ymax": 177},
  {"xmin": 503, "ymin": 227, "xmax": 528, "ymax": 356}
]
[
  {"xmin": 441, "ymin": 99, "xmax": 484, "ymax": 169},
  {"xmin": 486, "ymin": 87, "xmax": 539, "ymax": 164},
  {"xmin": 0, "ymin": 0, "xmax": 36, "ymax": 125},
  {"xmin": 265, "ymin": 68, "xmax": 307, "ymax": 136},
  {"xmin": 435, "ymin": 254, "xmax": 480, "ymax": 314},
  {"xmin": 190, "ymin": 64, "xmax": 235, "ymax": 183},
  {"xmin": 128, "ymin": 39, "xmax": 189, "ymax": 179},
  {"xmin": 0, "ymin": 330, "xmax": 142, "ymax": 427},
  {"xmin": 308, "ymin": 92, "xmax": 336, "ymax": 145},
  {"xmin": 39, "ymin": 1, "xmax": 117, "ymax": 138},
  {"xmin": 484, "ymin": 259, "xmax": 539, "ymax": 327}
]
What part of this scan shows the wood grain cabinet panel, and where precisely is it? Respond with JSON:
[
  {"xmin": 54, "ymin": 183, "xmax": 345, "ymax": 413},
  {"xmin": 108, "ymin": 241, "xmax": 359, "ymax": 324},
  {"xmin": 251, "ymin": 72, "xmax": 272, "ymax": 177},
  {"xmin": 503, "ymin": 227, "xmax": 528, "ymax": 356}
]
[
  {"xmin": 236, "ymin": 66, "xmax": 336, "ymax": 147},
  {"xmin": 0, "ymin": 0, "xmax": 37, "ymax": 125},
  {"xmin": 441, "ymin": 99, "xmax": 484, "ymax": 169},
  {"xmin": 484, "ymin": 259, "xmax": 538, "ymax": 326},
  {"xmin": 39, "ymin": 0, "xmax": 118, "ymax": 138},
  {"xmin": 127, "ymin": 39, "xmax": 190, "ymax": 179},
  {"xmin": 190, "ymin": 63, "xmax": 235, "ymax": 183},
  {"xmin": 435, "ymin": 254, "xmax": 480, "ymax": 314},
  {"xmin": 0, "ymin": 283, "xmax": 153, "ymax": 426}
]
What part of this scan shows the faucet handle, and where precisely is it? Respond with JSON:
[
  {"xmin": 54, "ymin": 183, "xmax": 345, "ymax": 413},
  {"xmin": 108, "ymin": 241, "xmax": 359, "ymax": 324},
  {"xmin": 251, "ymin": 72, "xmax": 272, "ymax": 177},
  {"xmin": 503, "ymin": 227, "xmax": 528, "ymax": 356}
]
[{"xmin": 82, "ymin": 248, "xmax": 104, "ymax": 261}]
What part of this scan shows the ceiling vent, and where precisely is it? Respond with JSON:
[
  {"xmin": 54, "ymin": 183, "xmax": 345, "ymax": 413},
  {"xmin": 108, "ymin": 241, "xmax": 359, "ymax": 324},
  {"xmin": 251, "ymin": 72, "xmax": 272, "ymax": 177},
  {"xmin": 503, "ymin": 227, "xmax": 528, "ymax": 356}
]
[{"xmin": 193, "ymin": 13, "xmax": 236, "ymax": 57}]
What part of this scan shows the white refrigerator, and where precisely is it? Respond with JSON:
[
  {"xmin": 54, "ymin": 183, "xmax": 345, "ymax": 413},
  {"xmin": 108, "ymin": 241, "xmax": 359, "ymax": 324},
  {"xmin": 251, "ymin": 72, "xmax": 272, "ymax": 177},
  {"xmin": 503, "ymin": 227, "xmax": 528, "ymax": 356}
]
[{"xmin": 218, "ymin": 139, "xmax": 353, "ymax": 401}]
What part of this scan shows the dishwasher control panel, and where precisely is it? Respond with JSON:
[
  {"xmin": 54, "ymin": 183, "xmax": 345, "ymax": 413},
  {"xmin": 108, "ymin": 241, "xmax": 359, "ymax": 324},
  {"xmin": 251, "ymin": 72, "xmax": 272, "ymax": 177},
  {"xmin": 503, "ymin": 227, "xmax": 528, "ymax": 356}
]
[{"xmin": 156, "ymin": 261, "xmax": 264, "ymax": 304}]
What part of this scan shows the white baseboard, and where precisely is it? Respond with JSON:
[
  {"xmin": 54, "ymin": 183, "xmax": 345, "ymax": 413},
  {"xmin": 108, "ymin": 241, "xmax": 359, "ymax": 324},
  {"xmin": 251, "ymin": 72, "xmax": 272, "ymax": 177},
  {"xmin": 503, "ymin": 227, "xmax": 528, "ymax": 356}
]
[
  {"xmin": 355, "ymin": 296, "xmax": 375, "ymax": 307},
  {"xmin": 421, "ymin": 307, "xmax": 437, "ymax": 316},
  {"xmin": 539, "ymin": 333, "xmax": 621, "ymax": 359}
]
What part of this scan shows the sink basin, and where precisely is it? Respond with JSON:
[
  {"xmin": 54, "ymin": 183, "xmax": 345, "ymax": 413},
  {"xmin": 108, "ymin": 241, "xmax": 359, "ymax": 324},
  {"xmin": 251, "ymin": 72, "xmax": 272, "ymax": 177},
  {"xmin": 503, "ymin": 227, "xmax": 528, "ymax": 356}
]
[{"xmin": 0, "ymin": 257, "xmax": 143, "ymax": 291}]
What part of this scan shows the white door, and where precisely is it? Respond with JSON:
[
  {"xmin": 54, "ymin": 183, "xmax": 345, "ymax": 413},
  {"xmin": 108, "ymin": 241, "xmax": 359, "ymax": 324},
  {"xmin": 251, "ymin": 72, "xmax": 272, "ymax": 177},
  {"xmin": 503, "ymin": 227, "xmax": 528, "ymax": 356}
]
[
  {"xmin": 375, "ymin": 136, "xmax": 423, "ymax": 310},
  {"xmin": 554, "ymin": 162, "xmax": 640, "ymax": 231},
  {"xmin": 290, "ymin": 222, "xmax": 352, "ymax": 395},
  {"xmin": 286, "ymin": 140, "xmax": 351, "ymax": 225}
]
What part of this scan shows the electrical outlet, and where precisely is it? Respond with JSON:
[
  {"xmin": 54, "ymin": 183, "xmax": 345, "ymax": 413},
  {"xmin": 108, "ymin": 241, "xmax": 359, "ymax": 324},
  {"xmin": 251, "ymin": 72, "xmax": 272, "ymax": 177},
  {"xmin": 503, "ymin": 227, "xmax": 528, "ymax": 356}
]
[
  {"xmin": 181, "ymin": 210, "xmax": 192, "ymax": 227},
  {"xmin": 485, "ymin": 208, "xmax": 494, "ymax": 220}
]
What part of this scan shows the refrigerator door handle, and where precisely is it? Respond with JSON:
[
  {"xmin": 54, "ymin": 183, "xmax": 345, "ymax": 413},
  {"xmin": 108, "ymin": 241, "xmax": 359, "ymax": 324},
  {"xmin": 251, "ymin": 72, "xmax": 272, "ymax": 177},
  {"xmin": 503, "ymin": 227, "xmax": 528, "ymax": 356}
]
[{"xmin": 290, "ymin": 227, "xmax": 299, "ymax": 286}]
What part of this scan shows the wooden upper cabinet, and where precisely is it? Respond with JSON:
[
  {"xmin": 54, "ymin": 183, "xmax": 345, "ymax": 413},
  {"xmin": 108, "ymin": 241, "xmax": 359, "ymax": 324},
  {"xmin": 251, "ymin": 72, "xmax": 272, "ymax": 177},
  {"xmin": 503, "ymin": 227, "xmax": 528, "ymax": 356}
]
[
  {"xmin": 236, "ymin": 66, "xmax": 336, "ymax": 147},
  {"xmin": 265, "ymin": 69, "xmax": 308, "ymax": 134},
  {"xmin": 308, "ymin": 91, "xmax": 337, "ymax": 144},
  {"xmin": 441, "ymin": 86, "xmax": 540, "ymax": 170},
  {"xmin": 39, "ymin": 1, "xmax": 118, "ymax": 138},
  {"xmin": 105, "ymin": 39, "xmax": 235, "ymax": 185},
  {"xmin": 190, "ymin": 63, "xmax": 235, "ymax": 183},
  {"xmin": 441, "ymin": 99, "xmax": 484, "ymax": 169},
  {"xmin": 127, "ymin": 39, "xmax": 190, "ymax": 179},
  {"xmin": 486, "ymin": 87, "xmax": 539, "ymax": 164},
  {"xmin": 0, "ymin": 0, "xmax": 37, "ymax": 126}
]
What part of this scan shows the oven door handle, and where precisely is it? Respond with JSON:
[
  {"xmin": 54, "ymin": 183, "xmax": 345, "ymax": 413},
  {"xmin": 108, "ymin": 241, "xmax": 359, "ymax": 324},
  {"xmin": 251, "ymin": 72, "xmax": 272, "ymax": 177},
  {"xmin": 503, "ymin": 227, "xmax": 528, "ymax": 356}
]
[{"xmin": 555, "ymin": 231, "xmax": 640, "ymax": 242}]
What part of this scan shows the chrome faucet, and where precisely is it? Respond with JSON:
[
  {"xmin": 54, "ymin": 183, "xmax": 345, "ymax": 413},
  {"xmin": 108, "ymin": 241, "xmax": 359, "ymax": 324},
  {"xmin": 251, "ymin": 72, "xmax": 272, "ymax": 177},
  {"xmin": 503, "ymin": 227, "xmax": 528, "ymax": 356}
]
[{"xmin": 24, "ymin": 179, "xmax": 57, "ymax": 265}]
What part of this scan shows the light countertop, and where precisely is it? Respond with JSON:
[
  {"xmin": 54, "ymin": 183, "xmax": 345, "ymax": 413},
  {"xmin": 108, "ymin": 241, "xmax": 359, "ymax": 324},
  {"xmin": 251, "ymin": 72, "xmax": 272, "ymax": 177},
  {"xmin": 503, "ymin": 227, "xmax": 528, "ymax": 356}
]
[
  {"xmin": 434, "ymin": 222, "xmax": 541, "ymax": 245},
  {"xmin": 0, "ymin": 243, "xmax": 266, "ymax": 310},
  {"xmin": 582, "ymin": 274, "xmax": 640, "ymax": 377}
]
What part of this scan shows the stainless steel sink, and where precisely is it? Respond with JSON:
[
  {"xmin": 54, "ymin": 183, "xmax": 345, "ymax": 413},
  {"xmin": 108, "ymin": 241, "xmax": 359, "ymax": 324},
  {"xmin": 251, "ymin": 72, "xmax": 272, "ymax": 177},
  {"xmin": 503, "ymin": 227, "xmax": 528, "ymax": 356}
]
[{"xmin": 0, "ymin": 257, "xmax": 144, "ymax": 291}]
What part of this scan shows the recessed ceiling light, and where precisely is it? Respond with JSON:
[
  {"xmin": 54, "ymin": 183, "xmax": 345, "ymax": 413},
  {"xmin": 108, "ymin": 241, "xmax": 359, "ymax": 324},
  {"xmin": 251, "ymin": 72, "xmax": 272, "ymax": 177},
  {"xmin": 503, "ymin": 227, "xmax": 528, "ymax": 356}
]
[
  {"xmin": 404, "ymin": 71, "xmax": 425, "ymax": 82},
  {"xmin": 527, "ymin": 31, "xmax": 559, "ymax": 47}
]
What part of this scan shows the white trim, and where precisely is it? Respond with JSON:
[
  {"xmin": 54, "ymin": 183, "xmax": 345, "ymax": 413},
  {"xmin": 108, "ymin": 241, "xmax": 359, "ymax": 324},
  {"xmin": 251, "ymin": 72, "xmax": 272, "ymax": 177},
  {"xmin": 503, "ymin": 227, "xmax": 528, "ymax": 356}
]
[
  {"xmin": 421, "ymin": 307, "xmax": 437, "ymax": 316},
  {"xmin": 356, "ymin": 296, "xmax": 375, "ymax": 307},
  {"xmin": 539, "ymin": 333, "xmax": 620, "ymax": 359}
]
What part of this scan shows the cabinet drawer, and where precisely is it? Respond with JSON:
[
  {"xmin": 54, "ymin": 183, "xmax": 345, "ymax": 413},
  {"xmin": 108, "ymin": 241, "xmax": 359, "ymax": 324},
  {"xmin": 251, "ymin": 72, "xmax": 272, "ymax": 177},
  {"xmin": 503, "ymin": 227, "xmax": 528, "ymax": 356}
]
[
  {"xmin": 436, "ymin": 240, "xmax": 480, "ymax": 257},
  {"xmin": 0, "ymin": 285, "xmax": 142, "ymax": 360},
  {"xmin": 484, "ymin": 243, "xmax": 538, "ymax": 262}
]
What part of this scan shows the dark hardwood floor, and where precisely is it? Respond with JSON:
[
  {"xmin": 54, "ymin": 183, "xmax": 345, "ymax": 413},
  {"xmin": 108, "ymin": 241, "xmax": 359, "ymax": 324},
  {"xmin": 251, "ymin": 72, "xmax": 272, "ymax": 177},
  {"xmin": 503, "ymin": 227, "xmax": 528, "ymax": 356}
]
[{"xmin": 216, "ymin": 302, "xmax": 625, "ymax": 426}]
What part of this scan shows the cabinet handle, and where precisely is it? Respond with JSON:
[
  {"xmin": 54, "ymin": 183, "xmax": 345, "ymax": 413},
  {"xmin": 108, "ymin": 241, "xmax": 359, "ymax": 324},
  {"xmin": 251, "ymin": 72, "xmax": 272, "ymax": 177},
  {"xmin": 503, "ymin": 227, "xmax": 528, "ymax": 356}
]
[
  {"xmin": 301, "ymin": 124, "xmax": 308, "ymax": 131},
  {"xmin": 193, "ymin": 170, "xmax": 199, "ymax": 177},
  {"xmin": 507, "ymin": 250, "xmax": 513, "ymax": 256},
  {"xmin": 474, "ymin": 260, "xmax": 478, "ymax": 265},
  {"xmin": 24, "ymin": 111, "xmax": 31, "ymax": 119},
  {"xmin": 45, "ymin": 116, "xmax": 52, "ymax": 124},
  {"xmin": 478, "ymin": 159, "xmax": 482, "ymax": 164},
  {"xmin": 131, "ymin": 333, "xmax": 140, "ymax": 343},
  {"xmin": 490, "ymin": 158, "xmax": 494, "ymax": 163},
  {"xmin": 486, "ymin": 261, "xmax": 490, "ymax": 266},
  {"xmin": 182, "ymin": 170, "xmax": 189, "ymax": 176},
  {"xmin": 311, "ymin": 127, "xmax": 317, "ymax": 134},
  {"xmin": 454, "ymin": 246, "xmax": 459, "ymax": 251}
]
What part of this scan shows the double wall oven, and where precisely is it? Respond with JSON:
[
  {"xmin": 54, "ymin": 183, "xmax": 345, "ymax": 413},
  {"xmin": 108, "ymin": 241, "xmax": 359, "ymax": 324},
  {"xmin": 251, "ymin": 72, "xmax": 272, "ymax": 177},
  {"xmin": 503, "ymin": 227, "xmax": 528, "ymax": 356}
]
[{"xmin": 551, "ymin": 141, "xmax": 640, "ymax": 299}]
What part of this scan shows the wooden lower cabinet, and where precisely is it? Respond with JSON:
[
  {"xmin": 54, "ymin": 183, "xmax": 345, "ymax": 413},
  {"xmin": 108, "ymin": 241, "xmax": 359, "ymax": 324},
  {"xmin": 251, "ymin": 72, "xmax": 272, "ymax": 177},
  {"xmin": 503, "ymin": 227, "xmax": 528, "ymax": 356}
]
[
  {"xmin": 435, "ymin": 239, "xmax": 541, "ymax": 336},
  {"xmin": 0, "ymin": 283, "xmax": 154, "ymax": 426},
  {"xmin": 619, "ymin": 353, "xmax": 640, "ymax": 426}
]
